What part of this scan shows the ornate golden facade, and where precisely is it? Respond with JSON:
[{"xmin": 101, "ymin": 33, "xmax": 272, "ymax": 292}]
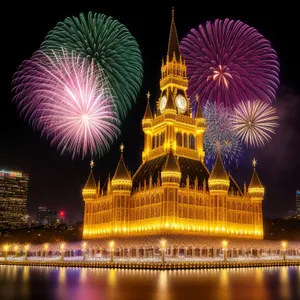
[{"xmin": 82, "ymin": 11, "xmax": 264, "ymax": 240}]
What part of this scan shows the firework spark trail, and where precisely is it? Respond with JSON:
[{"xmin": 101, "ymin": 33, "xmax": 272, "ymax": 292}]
[
  {"xmin": 203, "ymin": 101, "xmax": 243, "ymax": 164},
  {"xmin": 181, "ymin": 19, "xmax": 280, "ymax": 111},
  {"xmin": 12, "ymin": 49, "xmax": 120, "ymax": 158},
  {"xmin": 233, "ymin": 100, "xmax": 279, "ymax": 147},
  {"xmin": 41, "ymin": 12, "xmax": 143, "ymax": 120}
]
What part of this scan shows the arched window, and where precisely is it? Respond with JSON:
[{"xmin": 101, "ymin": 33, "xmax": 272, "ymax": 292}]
[
  {"xmin": 161, "ymin": 131, "xmax": 165, "ymax": 145},
  {"xmin": 156, "ymin": 134, "xmax": 159, "ymax": 147},
  {"xmin": 189, "ymin": 134, "xmax": 195, "ymax": 149},
  {"xmin": 151, "ymin": 195, "xmax": 155, "ymax": 204},
  {"xmin": 176, "ymin": 132, "xmax": 182, "ymax": 146},
  {"xmin": 156, "ymin": 194, "xmax": 160, "ymax": 203},
  {"xmin": 183, "ymin": 133, "xmax": 187, "ymax": 147},
  {"xmin": 152, "ymin": 136, "xmax": 155, "ymax": 149}
]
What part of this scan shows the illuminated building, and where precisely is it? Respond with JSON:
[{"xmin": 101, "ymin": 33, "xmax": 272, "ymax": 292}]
[
  {"xmin": 296, "ymin": 190, "xmax": 300, "ymax": 215},
  {"xmin": 0, "ymin": 169, "xmax": 28, "ymax": 229},
  {"xmin": 36, "ymin": 207, "xmax": 57, "ymax": 227},
  {"xmin": 82, "ymin": 10, "xmax": 264, "ymax": 240}
]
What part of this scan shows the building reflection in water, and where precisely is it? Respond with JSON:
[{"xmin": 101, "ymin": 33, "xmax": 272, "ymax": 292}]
[
  {"xmin": 218, "ymin": 269, "xmax": 230, "ymax": 300},
  {"xmin": 79, "ymin": 267, "xmax": 87, "ymax": 284},
  {"xmin": 0, "ymin": 266, "xmax": 300, "ymax": 300},
  {"xmin": 108, "ymin": 269, "xmax": 116, "ymax": 288},
  {"xmin": 22, "ymin": 266, "xmax": 29, "ymax": 282},
  {"xmin": 59, "ymin": 267, "xmax": 66, "ymax": 284},
  {"xmin": 157, "ymin": 271, "xmax": 169, "ymax": 300}
]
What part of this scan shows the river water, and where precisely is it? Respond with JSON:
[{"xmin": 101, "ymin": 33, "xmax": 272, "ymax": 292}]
[{"xmin": 0, "ymin": 265, "xmax": 299, "ymax": 300}]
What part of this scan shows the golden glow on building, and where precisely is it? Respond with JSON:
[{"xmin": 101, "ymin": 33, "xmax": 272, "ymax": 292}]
[{"xmin": 82, "ymin": 10, "xmax": 264, "ymax": 240}]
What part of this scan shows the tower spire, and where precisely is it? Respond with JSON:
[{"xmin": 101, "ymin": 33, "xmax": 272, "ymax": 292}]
[
  {"xmin": 161, "ymin": 146, "xmax": 181, "ymax": 185},
  {"xmin": 248, "ymin": 158, "xmax": 265, "ymax": 201},
  {"xmin": 112, "ymin": 144, "xmax": 132, "ymax": 192},
  {"xmin": 163, "ymin": 146, "xmax": 180, "ymax": 173},
  {"xmin": 82, "ymin": 160, "xmax": 97, "ymax": 201},
  {"xmin": 208, "ymin": 144, "xmax": 230, "ymax": 195},
  {"xmin": 143, "ymin": 91, "xmax": 153, "ymax": 119},
  {"xmin": 249, "ymin": 158, "xmax": 263, "ymax": 189},
  {"xmin": 167, "ymin": 7, "xmax": 180, "ymax": 61},
  {"xmin": 84, "ymin": 161, "xmax": 97, "ymax": 190},
  {"xmin": 112, "ymin": 144, "xmax": 131, "ymax": 181},
  {"xmin": 210, "ymin": 145, "xmax": 227, "ymax": 181}
]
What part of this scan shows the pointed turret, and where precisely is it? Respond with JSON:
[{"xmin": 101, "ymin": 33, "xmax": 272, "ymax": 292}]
[
  {"xmin": 84, "ymin": 171, "xmax": 97, "ymax": 190},
  {"xmin": 143, "ymin": 91, "xmax": 153, "ymax": 120},
  {"xmin": 161, "ymin": 146, "xmax": 181, "ymax": 185},
  {"xmin": 82, "ymin": 160, "xmax": 97, "ymax": 201},
  {"xmin": 248, "ymin": 158, "xmax": 264, "ymax": 201},
  {"xmin": 208, "ymin": 147, "xmax": 230, "ymax": 195},
  {"xmin": 111, "ymin": 144, "xmax": 132, "ymax": 193},
  {"xmin": 113, "ymin": 153, "xmax": 131, "ymax": 181},
  {"xmin": 210, "ymin": 151, "xmax": 227, "ymax": 180},
  {"xmin": 163, "ymin": 147, "xmax": 180, "ymax": 173},
  {"xmin": 142, "ymin": 91, "xmax": 154, "ymax": 162},
  {"xmin": 249, "ymin": 168, "xmax": 263, "ymax": 190},
  {"xmin": 167, "ymin": 7, "xmax": 180, "ymax": 62}
]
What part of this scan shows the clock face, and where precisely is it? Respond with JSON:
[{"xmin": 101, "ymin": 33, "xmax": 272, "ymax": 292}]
[
  {"xmin": 175, "ymin": 94, "xmax": 187, "ymax": 113},
  {"xmin": 160, "ymin": 95, "xmax": 167, "ymax": 113}
]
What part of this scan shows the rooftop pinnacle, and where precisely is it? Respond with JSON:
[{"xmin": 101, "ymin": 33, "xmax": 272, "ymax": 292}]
[
  {"xmin": 167, "ymin": 7, "xmax": 180, "ymax": 61},
  {"xmin": 249, "ymin": 158, "xmax": 263, "ymax": 189},
  {"xmin": 113, "ymin": 144, "xmax": 131, "ymax": 181},
  {"xmin": 143, "ymin": 91, "xmax": 153, "ymax": 119},
  {"xmin": 163, "ymin": 146, "xmax": 180, "ymax": 172},
  {"xmin": 84, "ymin": 161, "xmax": 97, "ymax": 190},
  {"xmin": 210, "ymin": 147, "xmax": 228, "ymax": 180}
]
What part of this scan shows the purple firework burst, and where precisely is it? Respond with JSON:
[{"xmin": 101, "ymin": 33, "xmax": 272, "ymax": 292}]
[
  {"xmin": 180, "ymin": 19, "xmax": 280, "ymax": 110},
  {"xmin": 12, "ymin": 49, "xmax": 120, "ymax": 158}
]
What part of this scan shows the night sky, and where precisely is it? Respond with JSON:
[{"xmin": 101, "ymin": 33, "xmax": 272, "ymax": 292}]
[{"xmin": 1, "ymin": 3, "xmax": 300, "ymax": 221}]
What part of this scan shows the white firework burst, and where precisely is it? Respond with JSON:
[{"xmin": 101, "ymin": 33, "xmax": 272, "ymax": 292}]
[{"xmin": 233, "ymin": 100, "xmax": 279, "ymax": 147}]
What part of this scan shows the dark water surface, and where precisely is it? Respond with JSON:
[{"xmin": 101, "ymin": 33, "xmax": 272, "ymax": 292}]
[{"xmin": 0, "ymin": 265, "xmax": 299, "ymax": 300}]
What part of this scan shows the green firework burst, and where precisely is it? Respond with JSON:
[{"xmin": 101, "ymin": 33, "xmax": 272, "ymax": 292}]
[{"xmin": 41, "ymin": 12, "xmax": 143, "ymax": 119}]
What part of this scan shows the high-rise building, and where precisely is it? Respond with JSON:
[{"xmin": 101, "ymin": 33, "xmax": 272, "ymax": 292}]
[
  {"xmin": 296, "ymin": 190, "xmax": 300, "ymax": 215},
  {"xmin": 0, "ymin": 170, "xmax": 28, "ymax": 229},
  {"xmin": 82, "ymin": 10, "xmax": 265, "ymax": 240},
  {"xmin": 36, "ymin": 206, "xmax": 57, "ymax": 227}
]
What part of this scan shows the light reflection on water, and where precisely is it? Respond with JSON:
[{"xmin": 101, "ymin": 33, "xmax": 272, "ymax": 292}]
[{"xmin": 0, "ymin": 266, "xmax": 299, "ymax": 300}]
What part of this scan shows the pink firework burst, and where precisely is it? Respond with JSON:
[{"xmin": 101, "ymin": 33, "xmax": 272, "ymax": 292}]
[
  {"xmin": 180, "ymin": 19, "xmax": 280, "ymax": 110},
  {"xmin": 12, "ymin": 50, "xmax": 120, "ymax": 158},
  {"xmin": 209, "ymin": 65, "xmax": 232, "ymax": 89}
]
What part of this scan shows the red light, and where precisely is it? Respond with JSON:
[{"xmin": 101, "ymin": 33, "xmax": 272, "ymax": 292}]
[{"xmin": 59, "ymin": 211, "xmax": 65, "ymax": 217}]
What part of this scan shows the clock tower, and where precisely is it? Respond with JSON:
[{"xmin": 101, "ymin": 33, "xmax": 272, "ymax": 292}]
[
  {"xmin": 159, "ymin": 8, "xmax": 189, "ymax": 115},
  {"xmin": 142, "ymin": 8, "xmax": 205, "ymax": 163}
]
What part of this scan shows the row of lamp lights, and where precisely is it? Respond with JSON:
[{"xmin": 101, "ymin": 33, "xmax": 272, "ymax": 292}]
[{"xmin": 2, "ymin": 240, "xmax": 289, "ymax": 263}]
